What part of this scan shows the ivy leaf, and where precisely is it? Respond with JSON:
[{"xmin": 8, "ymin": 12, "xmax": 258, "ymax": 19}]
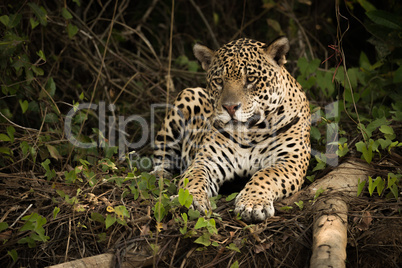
[
  {"xmin": 0, "ymin": 134, "xmax": 11, "ymax": 142},
  {"xmin": 105, "ymin": 214, "xmax": 116, "ymax": 229},
  {"xmin": 230, "ymin": 261, "xmax": 239, "ymax": 268},
  {"xmin": 19, "ymin": 100, "xmax": 29, "ymax": 113},
  {"xmin": 31, "ymin": 65, "xmax": 44, "ymax": 76},
  {"xmin": 0, "ymin": 222, "xmax": 9, "ymax": 232},
  {"xmin": 91, "ymin": 212, "xmax": 105, "ymax": 223},
  {"xmin": 7, "ymin": 126, "xmax": 15, "ymax": 142},
  {"xmin": 30, "ymin": 18, "xmax": 39, "ymax": 29},
  {"xmin": 356, "ymin": 141, "xmax": 373, "ymax": 164},
  {"xmin": 366, "ymin": 10, "xmax": 401, "ymax": 30},
  {"xmin": 53, "ymin": 207, "xmax": 60, "ymax": 219},
  {"xmin": 178, "ymin": 188, "xmax": 193, "ymax": 208},
  {"xmin": 46, "ymin": 144, "xmax": 62, "ymax": 160},
  {"xmin": 67, "ymin": 23, "xmax": 79, "ymax": 39},
  {"xmin": 187, "ymin": 208, "xmax": 200, "ymax": 221},
  {"xmin": 310, "ymin": 126, "xmax": 321, "ymax": 141},
  {"xmin": 194, "ymin": 217, "xmax": 208, "ymax": 229},
  {"xmin": 194, "ymin": 232, "xmax": 211, "ymax": 246},
  {"xmin": 8, "ymin": 14, "xmax": 22, "ymax": 29},
  {"xmin": 36, "ymin": 50, "xmax": 46, "ymax": 61},
  {"xmin": 225, "ymin": 192, "xmax": 238, "ymax": 202},
  {"xmin": 45, "ymin": 77, "xmax": 56, "ymax": 97},
  {"xmin": 7, "ymin": 249, "xmax": 18, "ymax": 262},
  {"xmin": 0, "ymin": 15, "xmax": 9, "ymax": 27},
  {"xmin": 153, "ymin": 202, "xmax": 166, "ymax": 222},
  {"xmin": 28, "ymin": 3, "xmax": 48, "ymax": 26},
  {"xmin": 379, "ymin": 125, "xmax": 394, "ymax": 135},
  {"xmin": 375, "ymin": 177, "xmax": 385, "ymax": 196},
  {"xmin": 62, "ymin": 8, "xmax": 73, "ymax": 20},
  {"xmin": 357, "ymin": 178, "xmax": 366, "ymax": 197},
  {"xmin": 394, "ymin": 65, "xmax": 402, "ymax": 84},
  {"xmin": 226, "ymin": 243, "xmax": 241, "ymax": 253},
  {"xmin": 44, "ymin": 113, "xmax": 59, "ymax": 123}
]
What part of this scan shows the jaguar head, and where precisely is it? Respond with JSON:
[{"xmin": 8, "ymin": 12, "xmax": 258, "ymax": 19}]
[{"xmin": 193, "ymin": 37, "xmax": 290, "ymax": 130}]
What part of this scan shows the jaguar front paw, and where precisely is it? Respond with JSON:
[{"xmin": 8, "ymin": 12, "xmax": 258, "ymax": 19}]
[{"xmin": 234, "ymin": 192, "xmax": 275, "ymax": 223}]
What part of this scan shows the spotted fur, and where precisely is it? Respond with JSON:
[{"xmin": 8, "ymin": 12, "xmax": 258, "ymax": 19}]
[{"xmin": 153, "ymin": 37, "xmax": 310, "ymax": 222}]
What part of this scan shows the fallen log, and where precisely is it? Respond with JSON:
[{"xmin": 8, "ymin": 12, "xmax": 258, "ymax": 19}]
[
  {"xmin": 283, "ymin": 160, "xmax": 371, "ymax": 268},
  {"xmin": 46, "ymin": 251, "xmax": 155, "ymax": 268}
]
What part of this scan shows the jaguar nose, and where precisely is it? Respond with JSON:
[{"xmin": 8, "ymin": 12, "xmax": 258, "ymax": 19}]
[{"xmin": 222, "ymin": 103, "xmax": 241, "ymax": 117}]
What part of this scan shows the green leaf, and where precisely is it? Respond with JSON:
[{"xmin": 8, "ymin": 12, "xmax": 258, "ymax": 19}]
[
  {"xmin": 0, "ymin": 15, "xmax": 9, "ymax": 26},
  {"xmin": 28, "ymin": 3, "xmax": 48, "ymax": 26},
  {"xmin": 206, "ymin": 219, "xmax": 217, "ymax": 234},
  {"xmin": 8, "ymin": 14, "xmax": 22, "ymax": 28},
  {"xmin": 36, "ymin": 50, "xmax": 46, "ymax": 61},
  {"xmin": 226, "ymin": 243, "xmax": 241, "ymax": 253},
  {"xmin": 389, "ymin": 184, "xmax": 398, "ymax": 199},
  {"xmin": 178, "ymin": 188, "xmax": 193, "ymax": 208},
  {"xmin": 7, "ymin": 249, "xmax": 18, "ymax": 262},
  {"xmin": 0, "ymin": 147, "xmax": 12, "ymax": 155},
  {"xmin": 377, "ymin": 138, "xmax": 392, "ymax": 150},
  {"xmin": 280, "ymin": 205, "xmax": 293, "ymax": 211},
  {"xmin": 153, "ymin": 202, "xmax": 166, "ymax": 222},
  {"xmin": 356, "ymin": 141, "xmax": 373, "ymax": 164},
  {"xmin": 187, "ymin": 209, "xmax": 200, "ymax": 221},
  {"xmin": 306, "ymin": 175, "xmax": 315, "ymax": 183},
  {"xmin": 0, "ymin": 133, "xmax": 11, "ymax": 142},
  {"xmin": 366, "ymin": 10, "xmax": 401, "ymax": 30},
  {"xmin": 105, "ymin": 214, "xmax": 116, "ymax": 229},
  {"xmin": 230, "ymin": 261, "xmax": 239, "ymax": 268},
  {"xmin": 357, "ymin": 178, "xmax": 366, "ymax": 196},
  {"xmin": 194, "ymin": 232, "xmax": 211, "ymax": 246},
  {"xmin": 359, "ymin": 52, "xmax": 371, "ymax": 70},
  {"xmin": 6, "ymin": 126, "xmax": 15, "ymax": 142},
  {"xmin": 392, "ymin": 65, "xmax": 402, "ymax": 84},
  {"xmin": 374, "ymin": 177, "xmax": 385, "ymax": 196},
  {"xmin": 379, "ymin": 125, "xmax": 394, "ymax": 135},
  {"xmin": 30, "ymin": 18, "xmax": 39, "ymax": 29},
  {"xmin": 314, "ymin": 188, "xmax": 325, "ymax": 200},
  {"xmin": 194, "ymin": 217, "xmax": 208, "ymax": 229},
  {"xmin": 20, "ymin": 141, "xmax": 29, "ymax": 156},
  {"xmin": 91, "ymin": 212, "xmax": 105, "ymax": 223},
  {"xmin": 0, "ymin": 221, "xmax": 9, "ymax": 232},
  {"xmin": 53, "ymin": 207, "xmax": 60, "ymax": 219},
  {"xmin": 67, "ymin": 23, "xmax": 79, "ymax": 39},
  {"xmin": 225, "ymin": 192, "xmax": 238, "ymax": 202},
  {"xmin": 357, "ymin": 0, "xmax": 376, "ymax": 12},
  {"xmin": 73, "ymin": 0, "xmax": 81, "ymax": 7},
  {"xmin": 336, "ymin": 143, "xmax": 349, "ymax": 157},
  {"xmin": 62, "ymin": 8, "xmax": 73, "ymax": 20},
  {"xmin": 294, "ymin": 200, "xmax": 304, "ymax": 210},
  {"xmin": 31, "ymin": 65, "xmax": 44, "ymax": 76},
  {"xmin": 310, "ymin": 126, "xmax": 321, "ymax": 141},
  {"xmin": 368, "ymin": 176, "xmax": 375, "ymax": 196},
  {"xmin": 44, "ymin": 113, "xmax": 59, "ymax": 123},
  {"xmin": 19, "ymin": 100, "xmax": 29, "ymax": 113},
  {"xmin": 46, "ymin": 144, "xmax": 62, "ymax": 160}
]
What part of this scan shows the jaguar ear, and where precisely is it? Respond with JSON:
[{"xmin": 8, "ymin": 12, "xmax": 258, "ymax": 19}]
[
  {"xmin": 193, "ymin": 43, "xmax": 214, "ymax": 71},
  {"xmin": 265, "ymin": 37, "xmax": 290, "ymax": 67}
]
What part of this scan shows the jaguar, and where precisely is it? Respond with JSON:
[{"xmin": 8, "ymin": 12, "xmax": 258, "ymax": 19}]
[{"xmin": 152, "ymin": 37, "xmax": 310, "ymax": 223}]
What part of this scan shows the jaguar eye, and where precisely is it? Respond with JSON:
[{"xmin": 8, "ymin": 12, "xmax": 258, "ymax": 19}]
[
  {"xmin": 246, "ymin": 76, "xmax": 257, "ymax": 84},
  {"xmin": 214, "ymin": 78, "xmax": 223, "ymax": 86}
]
